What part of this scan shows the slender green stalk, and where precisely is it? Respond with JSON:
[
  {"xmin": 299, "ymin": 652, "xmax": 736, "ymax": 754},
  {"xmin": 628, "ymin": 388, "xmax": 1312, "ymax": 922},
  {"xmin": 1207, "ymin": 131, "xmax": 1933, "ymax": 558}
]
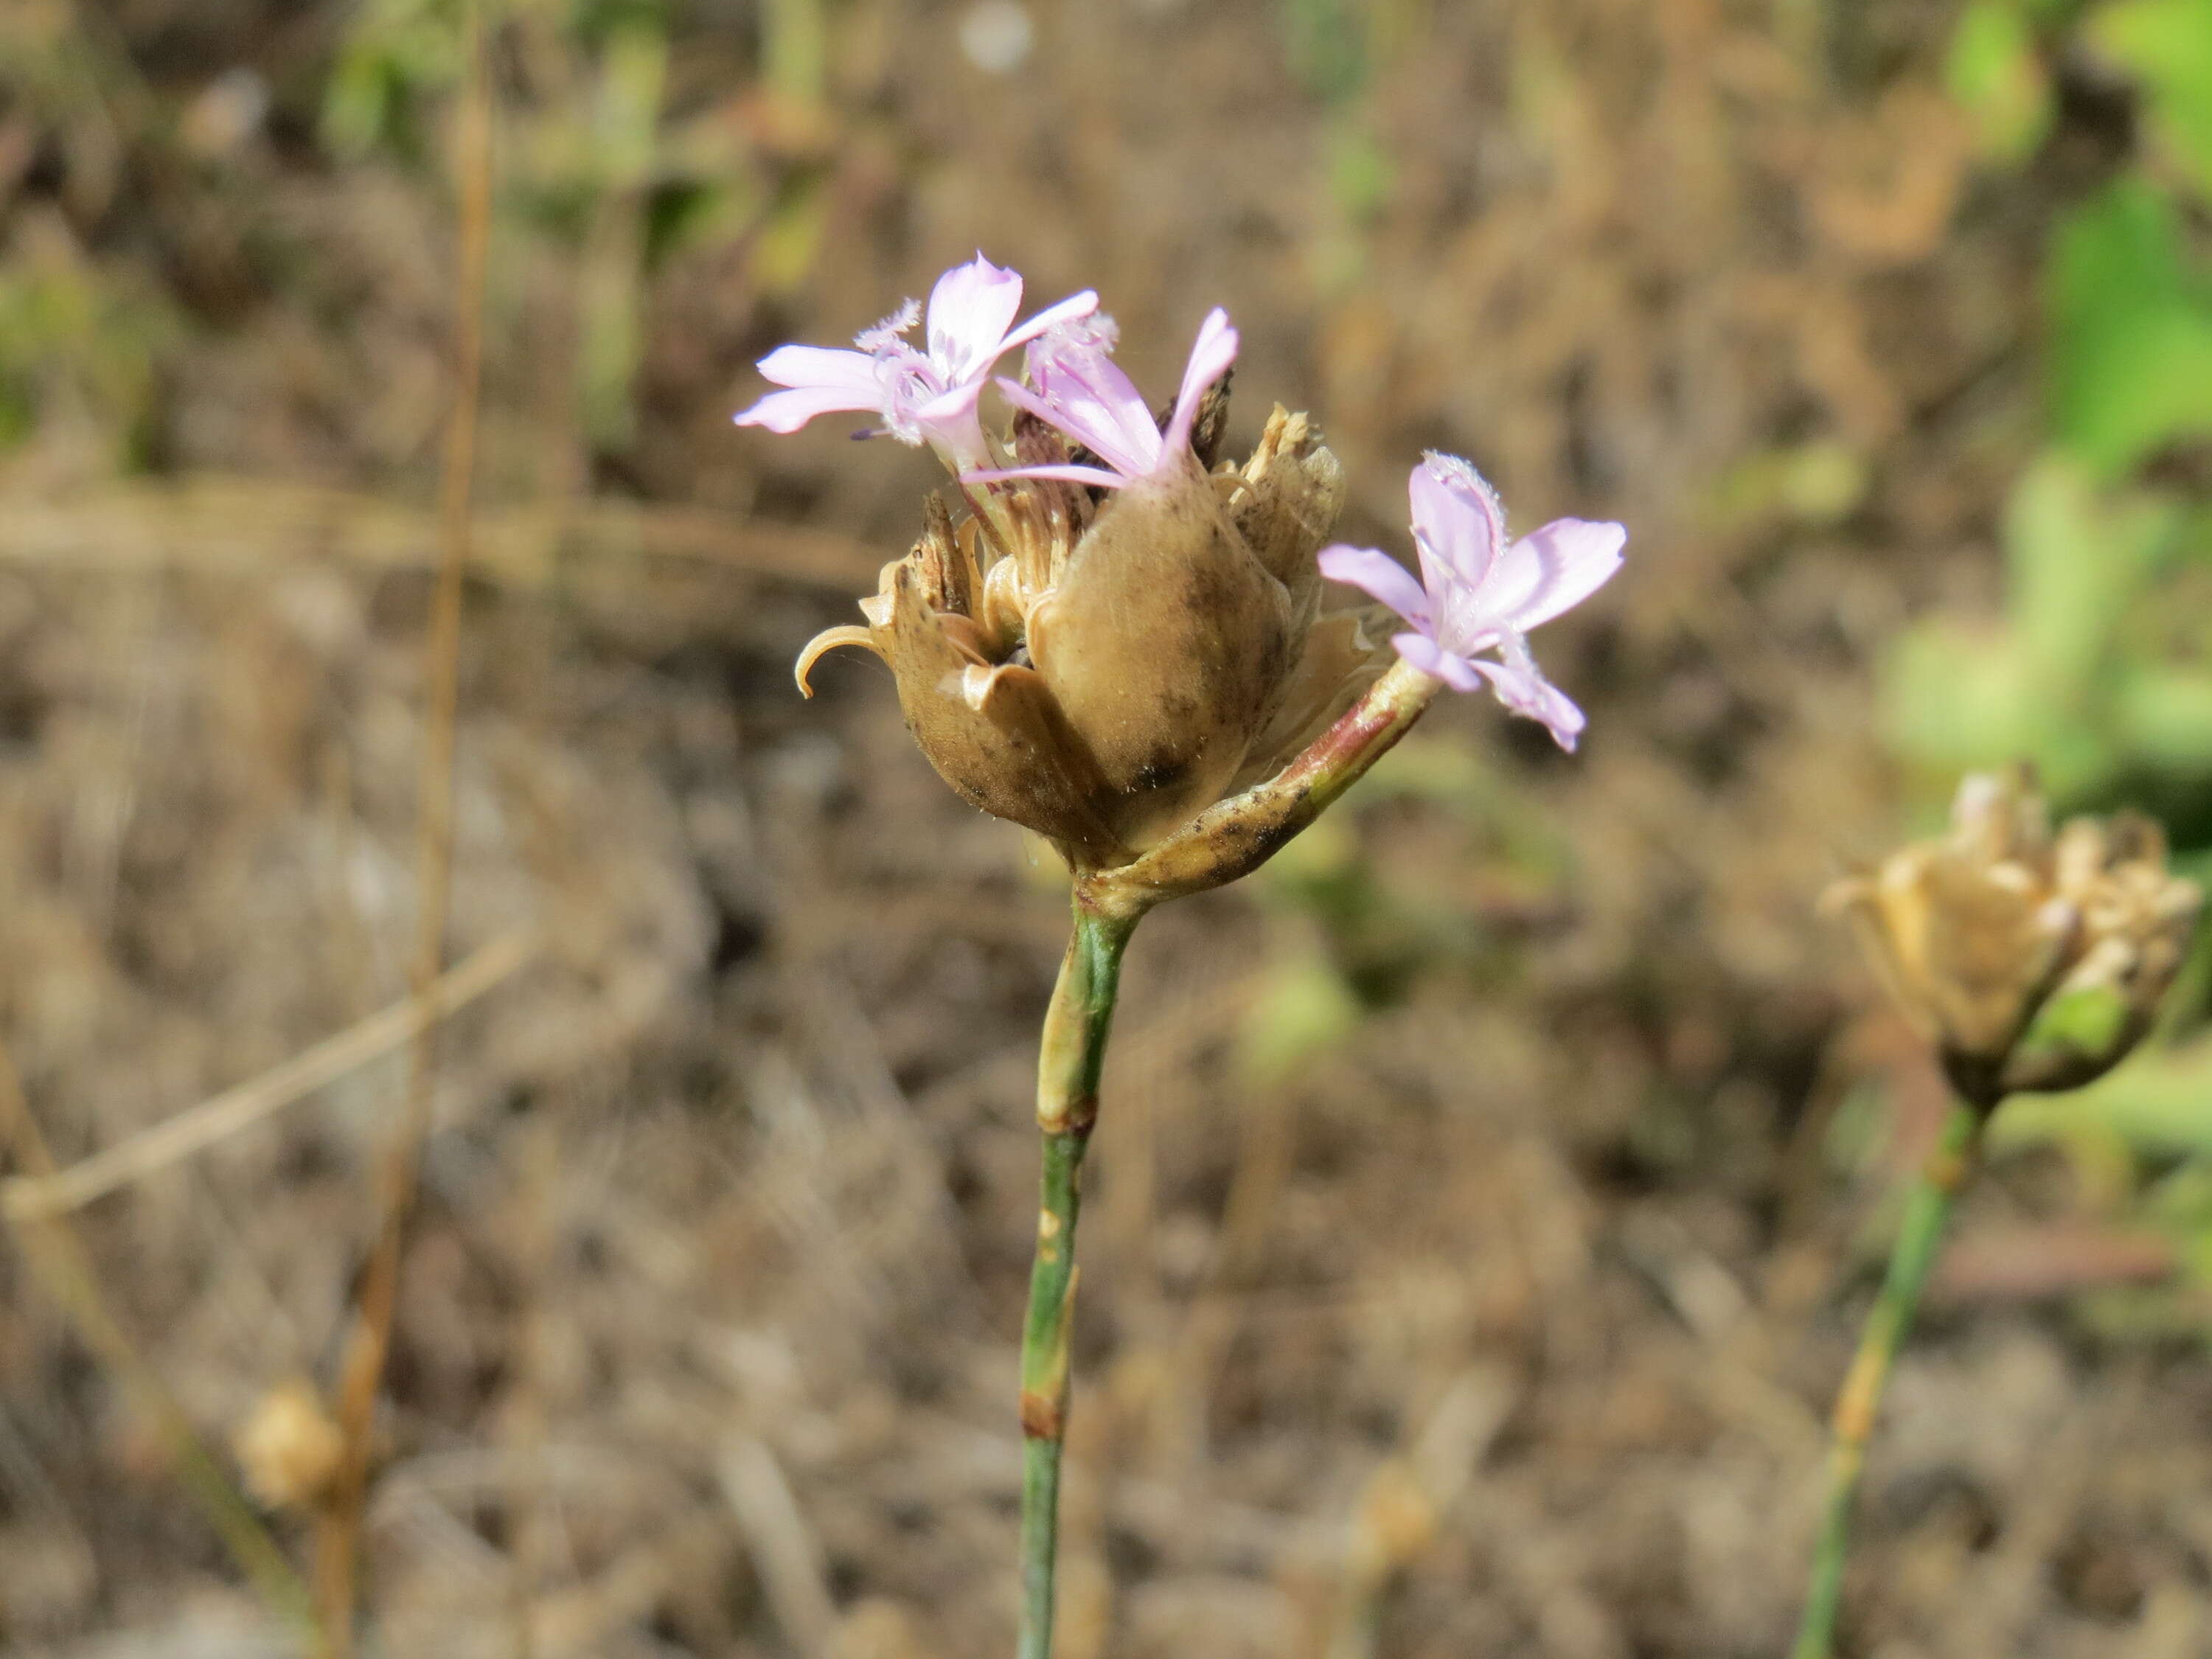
[
  {"xmin": 1792, "ymin": 1099, "xmax": 1983, "ymax": 1659},
  {"xmin": 1018, "ymin": 900, "xmax": 1135, "ymax": 1659}
]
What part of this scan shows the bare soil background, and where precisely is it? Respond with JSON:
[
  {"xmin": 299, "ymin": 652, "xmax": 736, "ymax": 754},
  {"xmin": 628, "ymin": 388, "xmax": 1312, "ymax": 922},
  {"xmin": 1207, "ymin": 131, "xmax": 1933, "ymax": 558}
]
[{"xmin": 4, "ymin": 2, "xmax": 2210, "ymax": 1656}]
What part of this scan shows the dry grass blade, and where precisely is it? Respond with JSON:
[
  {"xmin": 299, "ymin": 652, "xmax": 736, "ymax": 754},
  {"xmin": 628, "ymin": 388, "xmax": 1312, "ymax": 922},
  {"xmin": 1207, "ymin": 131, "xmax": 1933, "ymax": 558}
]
[
  {"xmin": 718, "ymin": 1433, "xmax": 841, "ymax": 1658},
  {"xmin": 0, "ymin": 931, "xmax": 538, "ymax": 1223},
  {"xmin": 0, "ymin": 1039, "xmax": 319, "ymax": 1634},
  {"xmin": 313, "ymin": 4, "xmax": 497, "ymax": 1646},
  {"xmin": 0, "ymin": 477, "xmax": 883, "ymax": 593}
]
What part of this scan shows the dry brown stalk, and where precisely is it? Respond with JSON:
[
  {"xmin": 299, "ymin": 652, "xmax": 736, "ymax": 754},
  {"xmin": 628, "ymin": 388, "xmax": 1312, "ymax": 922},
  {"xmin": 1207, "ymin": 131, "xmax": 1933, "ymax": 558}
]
[
  {"xmin": 0, "ymin": 476, "xmax": 883, "ymax": 594},
  {"xmin": 717, "ymin": 1432, "xmax": 842, "ymax": 1657},
  {"xmin": 313, "ymin": 6, "xmax": 498, "ymax": 1645},
  {"xmin": 1, "ymin": 931, "xmax": 538, "ymax": 1223},
  {"xmin": 502, "ymin": 1118, "xmax": 560, "ymax": 1659}
]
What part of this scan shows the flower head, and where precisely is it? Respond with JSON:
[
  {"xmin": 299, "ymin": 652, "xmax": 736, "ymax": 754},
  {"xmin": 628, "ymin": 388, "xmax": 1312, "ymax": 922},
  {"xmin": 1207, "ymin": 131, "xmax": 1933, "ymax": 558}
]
[
  {"xmin": 968, "ymin": 307, "xmax": 1239, "ymax": 490},
  {"xmin": 796, "ymin": 398, "xmax": 1381, "ymax": 866},
  {"xmin": 1825, "ymin": 768, "xmax": 2202, "ymax": 1105},
  {"xmin": 1316, "ymin": 453, "xmax": 1624, "ymax": 750},
  {"xmin": 734, "ymin": 253, "xmax": 1098, "ymax": 470}
]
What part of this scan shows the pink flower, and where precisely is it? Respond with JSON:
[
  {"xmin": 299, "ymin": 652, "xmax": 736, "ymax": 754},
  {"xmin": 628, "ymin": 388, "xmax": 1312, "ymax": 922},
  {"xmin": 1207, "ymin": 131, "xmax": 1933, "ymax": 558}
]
[
  {"xmin": 1318, "ymin": 453, "xmax": 1624, "ymax": 751},
  {"xmin": 967, "ymin": 307, "xmax": 1239, "ymax": 489},
  {"xmin": 733, "ymin": 254, "xmax": 1098, "ymax": 469}
]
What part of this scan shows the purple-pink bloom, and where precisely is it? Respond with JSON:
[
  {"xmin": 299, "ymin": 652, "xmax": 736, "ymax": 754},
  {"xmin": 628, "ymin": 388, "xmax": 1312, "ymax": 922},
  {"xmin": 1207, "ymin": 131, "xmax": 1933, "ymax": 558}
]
[
  {"xmin": 967, "ymin": 307, "xmax": 1239, "ymax": 490},
  {"xmin": 1318, "ymin": 453, "xmax": 1624, "ymax": 751},
  {"xmin": 733, "ymin": 254, "xmax": 1098, "ymax": 469}
]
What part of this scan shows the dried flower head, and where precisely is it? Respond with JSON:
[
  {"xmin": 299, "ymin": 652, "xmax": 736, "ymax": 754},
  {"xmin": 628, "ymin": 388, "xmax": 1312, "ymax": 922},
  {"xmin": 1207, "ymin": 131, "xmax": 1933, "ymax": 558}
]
[
  {"xmin": 1826, "ymin": 768, "xmax": 2202, "ymax": 1107},
  {"xmin": 771, "ymin": 288, "xmax": 1381, "ymax": 868}
]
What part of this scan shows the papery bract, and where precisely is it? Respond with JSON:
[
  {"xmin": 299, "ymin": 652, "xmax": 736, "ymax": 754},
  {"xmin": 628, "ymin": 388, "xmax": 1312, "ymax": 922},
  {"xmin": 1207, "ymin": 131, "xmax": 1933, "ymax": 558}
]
[{"xmin": 1318, "ymin": 452, "xmax": 1624, "ymax": 750}]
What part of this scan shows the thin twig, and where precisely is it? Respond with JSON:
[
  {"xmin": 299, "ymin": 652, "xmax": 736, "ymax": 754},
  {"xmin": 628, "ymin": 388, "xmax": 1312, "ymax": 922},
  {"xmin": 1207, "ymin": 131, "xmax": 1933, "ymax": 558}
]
[
  {"xmin": 314, "ymin": 6, "xmax": 496, "ymax": 1645},
  {"xmin": 1, "ymin": 932, "xmax": 538, "ymax": 1222},
  {"xmin": 717, "ymin": 1433, "xmax": 841, "ymax": 1657},
  {"xmin": 504, "ymin": 1119, "xmax": 558, "ymax": 1659},
  {"xmin": 0, "ymin": 1038, "xmax": 319, "ymax": 1633},
  {"xmin": 0, "ymin": 478, "xmax": 886, "ymax": 593}
]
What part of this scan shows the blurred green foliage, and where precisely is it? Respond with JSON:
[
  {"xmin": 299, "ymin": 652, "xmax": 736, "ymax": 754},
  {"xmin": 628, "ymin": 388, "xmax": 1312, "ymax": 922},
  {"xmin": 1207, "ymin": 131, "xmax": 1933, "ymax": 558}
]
[
  {"xmin": 1910, "ymin": 0, "xmax": 2212, "ymax": 1333},
  {"xmin": 323, "ymin": 0, "xmax": 470, "ymax": 162},
  {"xmin": 1896, "ymin": 1, "xmax": 2212, "ymax": 821},
  {"xmin": 0, "ymin": 214, "xmax": 175, "ymax": 463},
  {"xmin": 326, "ymin": 0, "xmax": 827, "ymax": 454},
  {"xmin": 2048, "ymin": 181, "xmax": 2212, "ymax": 473},
  {"xmin": 1883, "ymin": 454, "xmax": 2211, "ymax": 802},
  {"xmin": 0, "ymin": 8, "xmax": 183, "ymax": 470},
  {"xmin": 1238, "ymin": 730, "xmax": 1578, "ymax": 1088},
  {"xmin": 0, "ymin": 0, "xmax": 834, "ymax": 470}
]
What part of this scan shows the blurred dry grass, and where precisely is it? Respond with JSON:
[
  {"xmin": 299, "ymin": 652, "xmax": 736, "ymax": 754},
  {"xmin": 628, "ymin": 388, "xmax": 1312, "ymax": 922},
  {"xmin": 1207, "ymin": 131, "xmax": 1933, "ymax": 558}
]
[{"xmin": 3, "ymin": 1, "xmax": 2211, "ymax": 1656}]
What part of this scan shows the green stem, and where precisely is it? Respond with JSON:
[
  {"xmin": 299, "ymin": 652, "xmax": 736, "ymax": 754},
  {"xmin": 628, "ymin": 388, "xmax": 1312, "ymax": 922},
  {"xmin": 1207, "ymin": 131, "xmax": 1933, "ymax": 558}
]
[
  {"xmin": 1792, "ymin": 1099, "xmax": 1983, "ymax": 1659},
  {"xmin": 1018, "ymin": 900, "xmax": 1135, "ymax": 1659}
]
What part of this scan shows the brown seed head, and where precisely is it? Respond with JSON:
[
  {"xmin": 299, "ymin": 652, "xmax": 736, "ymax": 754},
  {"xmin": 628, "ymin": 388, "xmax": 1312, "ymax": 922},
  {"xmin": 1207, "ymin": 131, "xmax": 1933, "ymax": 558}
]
[{"xmin": 796, "ymin": 394, "xmax": 1382, "ymax": 872}]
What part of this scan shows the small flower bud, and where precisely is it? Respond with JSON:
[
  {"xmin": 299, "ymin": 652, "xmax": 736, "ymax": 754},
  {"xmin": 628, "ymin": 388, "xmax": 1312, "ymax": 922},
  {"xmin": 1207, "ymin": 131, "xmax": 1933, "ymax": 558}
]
[{"xmin": 1826, "ymin": 769, "xmax": 2202, "ymax": 1108}]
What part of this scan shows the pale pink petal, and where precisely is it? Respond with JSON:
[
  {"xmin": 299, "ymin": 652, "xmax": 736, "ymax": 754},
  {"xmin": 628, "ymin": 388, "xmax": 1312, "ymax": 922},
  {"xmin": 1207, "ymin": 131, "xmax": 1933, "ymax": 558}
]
[
  {"xmin": 734, "ymin": 383, "xmax": 882, "ymax": 433},
  {"xmin": 1471, "ymin": 637, "xmax": 1587, "ymax": 751},
  {"xmin": 998, "ymin": 289, "xmax": 1101, "ymax": 355},
  {"xmin": 908, "ymin": 382, "xmax": 994, "ymax": 467},
  {"xmin": 996, "ymin": 369, "xmax": 1157, "ymax": 479},
  {"xmin": 1161, "ymin": 307, "xmax": 1239, "ymax": 460},
  {"xmin": 914, "ymin": 380, "xmax": 987, "ymax": 422},
  {"xmin": 1391, "ymin": 630, "xmax": 1488, "ymax": 694},
  {"xmin": 1408, "ymin": 452, "xmax": 1506, "ymax": 594},
  {"xmin": 925, "ymin": 254, "xmax": 1024, "ymax": 382},
  {"xmin": 1484, "ymin": 518, "xmax": 1627, "ymax": 631},
  {"xmin": 1318, "ymin": 543, "xmax": 1431, "ymax": 625},
  {"xmin": 752, "ymin": 343, "xmax": 883, "ymax": 395},
  {"xmin": 1030, "ymin": 339, "xmax": 1155, "ymax": 453},
  {"xmin": 962, "ymin": 462, "xmax": 1130, "ymax": 490}
]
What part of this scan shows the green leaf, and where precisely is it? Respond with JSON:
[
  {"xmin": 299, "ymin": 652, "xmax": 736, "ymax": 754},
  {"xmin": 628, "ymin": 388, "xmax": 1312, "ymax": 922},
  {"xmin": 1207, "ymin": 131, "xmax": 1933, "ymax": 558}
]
[
  {"xmin": 1949, "ymin": 0, "xmax": 2056, "ymax": 162},
  {"xmin": 2011, "ymin": 980, "xmax": 2134, "ymax": 1078},
  {"xmin": 2008, "ymin": 455, "xmax": 2177, "ymax": 684},
  {"xmin": 2048, "ymin": 181, "xmax": 2212, "ymax": 473},
  {"xmin": 1708, "ymin": 442, "xmax": 1868, "ymax": 530},
  {"xmin": 2116, "ymin": 665, "xmax": 2212, "ymax": 771},
  {"xmin": 1879, "ymin": 616, "xmax": 2107, "ymax": 790},
  {"xmin": 1993, "ymin": 1036, "xmax": 2212, "ymax": 1158},
  {"xmin": 2090, "ymin": 0, "xmax": 2212, "ymax": 197},
  {"xmin": 1235, "ymin": 948, "xmax": 1363, "ymax": 1088}
]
